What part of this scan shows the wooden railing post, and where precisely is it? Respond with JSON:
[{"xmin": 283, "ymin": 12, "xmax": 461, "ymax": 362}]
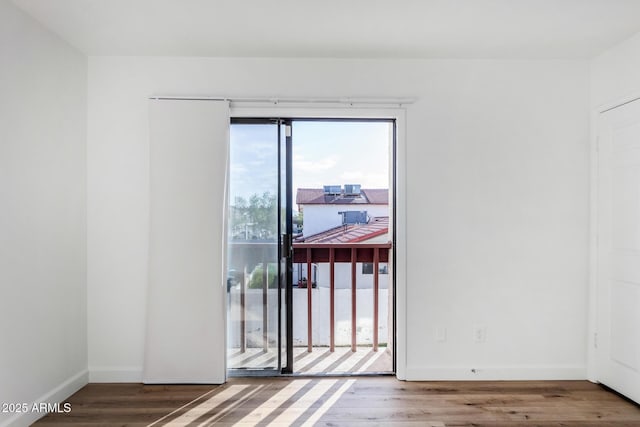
[
  {"xmin": 351, "ymin": 247, "xmax": 357, "ymax": 352},
  {"xmin": 292, "ymin": 242, "xmax": 391, "ymax": 354},
  {"xmin": 329, "ymin": 247, "xmax": 335, "ymax": 352},
  {"xmin": 307, "ymin": 248, "xmax": 313, "ymax": 352},
  {"xmin": 373, "ymin": 248, "xmax": 379, "ymax": 352}
]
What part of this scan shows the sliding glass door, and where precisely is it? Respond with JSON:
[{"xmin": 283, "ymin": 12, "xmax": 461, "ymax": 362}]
[
  {"xmin": 227, "ymin": 119, "xmax": 292, "ymax": 374},
  {"xmin": 227, "ymin": 117, "xmax": 396, "ymax": 376}
]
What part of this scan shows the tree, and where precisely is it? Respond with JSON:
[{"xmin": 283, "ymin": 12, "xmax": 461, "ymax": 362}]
[
  {"xmin": 247, "ymin": 263, "xmax": 278, "ymax": 289},
  {"xmin": 293, "ymin": 209, "xmax": 303, "ymax": 233},
  {"xmin": 229, "ymin": 192, "xmax": 277, "ymax": 240}
]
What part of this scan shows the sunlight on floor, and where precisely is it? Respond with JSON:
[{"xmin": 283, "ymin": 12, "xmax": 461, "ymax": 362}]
[
  {"xmin": 148, "ymin": 385, "xmax": 257, "ymax": 426},
  {"xmin": 228, "ymin": 346, "xmax": 392, "ymax": 374},
  {"xmin": 144, "ymin": 378, "xmax": 428, "ymax": 426},
  {"xmin": 146, "ymin": 347, "xmax": 394, "ymax": 425}
]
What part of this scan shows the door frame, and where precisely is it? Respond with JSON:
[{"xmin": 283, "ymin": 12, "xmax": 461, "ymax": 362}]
[{"xmin": 229, "ymin": 104, "xmax": 408, "ymax": 379}]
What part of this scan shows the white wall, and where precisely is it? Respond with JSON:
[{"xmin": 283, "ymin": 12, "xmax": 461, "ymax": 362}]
[
  {"xmin": 87, "ymin": 56, "xmax": 589, "ymax": 381},
  {"xmin": 591, "ymin": 31, "xmax": 640, "ymax": 109},
  {"xmin": 0, "ymin": 1, "xmax": 87, "ymax": 425},
  {"xmin": 302, "ymin": 204, "xmax": 389, "ymax": 237}
]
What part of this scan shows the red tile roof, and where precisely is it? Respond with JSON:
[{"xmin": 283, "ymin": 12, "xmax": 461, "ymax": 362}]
[
  {"xmin": 297, "ymin": 217, "xmax": 389, "ymax": 244},
  {"xmin": 296, "ymin": 188, "xmax": 388, "ymax": 205},
  {"xmin": 361, "ymin": 189, "xmax": 389, "ymax": 204}
]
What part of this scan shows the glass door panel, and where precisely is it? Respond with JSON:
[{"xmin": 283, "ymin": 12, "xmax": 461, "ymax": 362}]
[{"xmin": 227, "ymin": 121, "xmax": 284, "ymax": 372}]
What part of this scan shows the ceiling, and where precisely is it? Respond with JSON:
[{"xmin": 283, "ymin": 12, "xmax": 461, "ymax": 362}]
[{"xmin": 11, "ymin": 0, "xmax": 640, "ymax": 59}]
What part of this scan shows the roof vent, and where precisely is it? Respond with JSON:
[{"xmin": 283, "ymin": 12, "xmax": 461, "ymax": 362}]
[
  {"xmin": 323, "ymin": 185, "xmax": 342, "ymax": 195},
  {"xmin": 343, "ymin": 184, "xmax": 361, "ymax": 196}
]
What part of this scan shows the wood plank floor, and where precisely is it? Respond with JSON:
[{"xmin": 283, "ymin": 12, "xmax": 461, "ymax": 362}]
[{"xmin": 33, "ymin": 378, "xmax": 640, "ymax": 426}]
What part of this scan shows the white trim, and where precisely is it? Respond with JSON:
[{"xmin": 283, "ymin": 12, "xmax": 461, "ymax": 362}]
[
  {"xmin": 89, "ymin": 366, "xmax": 143, "ymax": 383},
  {"xmin": 230, "ymin": 104, "xmax": 409, "ymax": 380},
  {"xmin": 587, "ymin": 107, "xmax": 600, "ymax": 383},
  {"xmin": 229, "ymin": 105, "xmax": 408, "ymax": 119},
  {"xmin": 405, "ymin": 365, "xmax": 587, "ymax": 381},
  {"xmin": 221, "ymin": 112, "xmax": 231, "ymax": 383},
  {"xmin": 394, "ymin": 110, "xmax": 408, "ymax": 381},
  {"xmin": 1, "ymin": 370, "xmax": 88, "ymax": 427}
]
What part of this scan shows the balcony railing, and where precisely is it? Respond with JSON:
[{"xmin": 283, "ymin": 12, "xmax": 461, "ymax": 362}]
[
  {"xmin": 293, "ymin": 242, "xmax": 391, "ymax": 353},
  {"xmin": 228, "ymin": 241, "xmax": 392, "ymax": 355}
]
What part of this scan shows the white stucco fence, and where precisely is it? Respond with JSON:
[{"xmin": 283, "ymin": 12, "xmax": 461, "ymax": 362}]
[{"xmin": 228, "ymin": 287, "xmax": 390, "ymax": 348}]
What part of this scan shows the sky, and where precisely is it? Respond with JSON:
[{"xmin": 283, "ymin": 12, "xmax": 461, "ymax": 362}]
[{"xmin": 229, "ymin": 121, "xmax": 391, "ymax": 203}]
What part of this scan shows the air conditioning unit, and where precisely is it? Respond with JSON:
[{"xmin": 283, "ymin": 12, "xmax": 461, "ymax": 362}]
[{"xmin": 339, "ymin": 210, "xmax": 368, "ymax": 225}]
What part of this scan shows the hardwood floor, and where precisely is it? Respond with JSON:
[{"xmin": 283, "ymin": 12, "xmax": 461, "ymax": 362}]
[{"xmin": 33, "ymin": 378, "xmax": 640, "ymax": 426}]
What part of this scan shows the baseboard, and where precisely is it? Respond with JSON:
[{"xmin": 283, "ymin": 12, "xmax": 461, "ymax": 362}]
[
  {"xmin": 1, "ymin": 369, "xmax": 88, "ymax": 427},
  {"xmin": 89, "ymin": 366, "xmax": 143, "ymax": 383},
  {"xmin": 405, "ymin": 364, "xmax": 587, "ymax": 381}
]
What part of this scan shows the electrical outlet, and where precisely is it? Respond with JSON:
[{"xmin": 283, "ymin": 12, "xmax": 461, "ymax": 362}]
[
  {"xmin": 474, "ymin": 326, "xmax": 486, "ymax": 343},
  {"xmin": 436, "ymin": 327, "xmax": 447, "ymax": 342}
]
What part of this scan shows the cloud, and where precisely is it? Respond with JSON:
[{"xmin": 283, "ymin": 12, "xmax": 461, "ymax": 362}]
[
  {"xmin": 294, "ymin": 156, "xmax": 338, "ymax": 173},
  {"xmin": 230, "ymin": 164, "xmax": 248, "ymax": 174},
  {"xmin": 340, "ymin": 171, "xmax": 364, "ymax": 181},
  {"xmin": 339, "ymin": 171, "xmax": 389, "ymax": 187}
]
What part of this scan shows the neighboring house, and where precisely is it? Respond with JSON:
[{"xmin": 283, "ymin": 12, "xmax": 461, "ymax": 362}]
[
  {"xmin": 294, "ymin": 216, "xmax": 390, "ymax": 289},
  {"xmin": 296, "ymin": 186, "xmax": 389, "ymax": 237},
  {"xmin": 295, "ymin": 185, "xmax": 390, "ymax": 289}
]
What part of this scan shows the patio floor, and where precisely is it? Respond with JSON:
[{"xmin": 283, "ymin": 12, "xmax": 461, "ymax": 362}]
[{"xmin": 228, "ymin": 346, "xmax": 392, "ymax": 375}]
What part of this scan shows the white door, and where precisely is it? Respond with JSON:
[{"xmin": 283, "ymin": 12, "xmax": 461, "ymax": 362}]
[{"xmin": 597, "ymin": 99, "xmax": 640, "ymax": 404}]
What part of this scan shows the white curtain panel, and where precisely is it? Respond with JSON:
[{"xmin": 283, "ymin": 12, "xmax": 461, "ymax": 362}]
[{"xmin": 144, "ymin": 99, "xmax": 229, "ymax": 384}]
